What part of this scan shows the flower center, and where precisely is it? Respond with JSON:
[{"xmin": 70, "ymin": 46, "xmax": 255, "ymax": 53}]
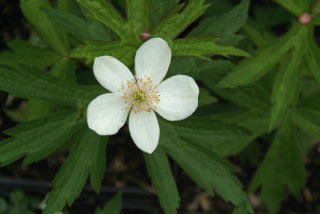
[
  {"xmin": 119, "ymin": 76, "xmax": 160, "ymax": 113},
  {"xmin": 133, "ymin": 89, "xmax": 147, "ymax": 103}
]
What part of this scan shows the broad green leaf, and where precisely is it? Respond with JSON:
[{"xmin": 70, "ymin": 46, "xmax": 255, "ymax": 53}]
[
  {"xmin": 150, "ymin": 0, "xmax": 178, "ymax": 29},
  {"xmin": 269, "ymin": 26, "xmax": 307, "ymax": 130},
  {"xmin": 242, "ymin": 22, "xmax": 276, "ymax": 48},
  {"xmin": 0, "ymin": 64, "xmax": 104, "ymax": 106},
  {"xmin": 42, "ymin": 7, "xmax": 110, "ymax": 41},
  {"xmin": 171, "ymin": 37, "xmax": 249, "ymax": 59},
  {"xmin": 75, "ymin": 0, "xmax": 131, "ymax": 40},
  {"xmin": 189, "ymin": 0, "xmax": 250, "ymax": 44},
  {"xmin": 0, "ymin": 40, "xmax": 60, "ymax": 69},
  {"xmin": 127, "ymin": 0, "xmax": 151, "ymax": 38},
  {"xmin": 313, "ymin": 15, "xmax": 320, "ymax": 25},
  {"xmin": 144, "ymin": 148, "xmax": 180, "ymax": 214},
  {"xmin": 249, "ymin": 121, "xmax": 306, "ymax": 214},
  {"xmin": 95, "ymin": 192, "xmax": 122, "ymax": 214},
  {"xmin": 152, "ymin": 0, "xmax": 210, "ymax": 40},
  {"xmin": 0, "ymin": 110, "xmax": 82, "ymax": 166},
  {"xmin": 70, "ymin": 41, "xmax": 136, "ymax": 65},
  {"xmin": 20, "ymin": 0, "xmax": 69, "ymax": 54},
  {"xmin": 160, "ymin": 119, "xmax": 253, "ymax": 213},
  {"xmin": 44, "ymin": 128, "xmax": 108, "ymax": 214},
  {"xmin": 274, "ymin": 0, "xmax": 310, "ymax": 16},
  {"xmin": 217, "ymin": 25, "xmax": 301, "ymax": 88}
]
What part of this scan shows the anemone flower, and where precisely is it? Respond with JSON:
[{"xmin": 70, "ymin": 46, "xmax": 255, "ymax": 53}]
[{"xmin": 87, "ymin": 38, "xmax": 199, "ymax": 154}]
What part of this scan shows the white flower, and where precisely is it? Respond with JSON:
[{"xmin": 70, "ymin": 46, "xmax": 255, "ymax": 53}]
[{"xmin": 87, "ymin": 38, "xmax": 199, "ymax": 154}]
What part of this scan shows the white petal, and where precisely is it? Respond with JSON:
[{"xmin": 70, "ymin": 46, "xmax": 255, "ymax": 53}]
[
  {"xmin": 87, "ymin": 93, "xmax": 128, "ymax": 135},
  {"xmin": 129, "ymin": 110, "xmax": 160, "ymax": 154},
  {"xmin": 155, "ymin": 75, "xmax": 199, "ymax": 121},
  {"xmin": 93, "ymin": 56, "xmax": 134, "ymax": 92},
  {"xmin": 135, "ymin": 38, "xmax": 171, "ymax": 85}
]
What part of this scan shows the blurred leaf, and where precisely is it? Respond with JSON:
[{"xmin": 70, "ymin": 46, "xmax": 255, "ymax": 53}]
[
  {"xmin": 249, "ymin": 121, "xmax": 306, "ymax": 214},
  {"xmin": 305, "ymin": 26, "xmax": 320, "ymax": 83},
  {"xmin": 198, "ymin": 88, "xmax": 218, "ymax": 107},
  {"xmin": 0, "ymin": 198, "xmax": 7, "ymax": 214},
  {"xmin": 20, "ymin": 0, "xmax": 69, "ymax": 54},
  {"xmin": 0, "ymin": 110, "xmax": 82, "ymax": 166},
  {"xmin": 0, "ymin": 40, "xmax": 60, "ymax": 69},
  {"xmin": 217, "ymin": 25, "xmax": 301, "ymax": 88},
  {"xmin": 150, "ymin": 0, "xmax": 179, "ymax": 29},
  {"xmin": 160, "ymin": 119, "xmax": 253, "ymax": 213},
  {"xmin": 95, "ymin": 192, "xmax": 122, "ymax": 214},
  {"xmin": 44, "ymin": 128, "xmax": 108, "ymax": 214},
  {"xmin": 152, "ymin": 0, "xmax": 210, "ymax": 40},
  {"xmin": 189, "ymin": 0, "xmax": 250, "ymax": 44},
  {"xmin": 42, "ymin": 7, "xmax": 111, "ymax": 41},
  {"xmin": 0, "ymin": 65, "xmax": 104, "ymax": 106},
  {"xmin": 144, "ymin": 148, "xmax": 180, "ymax": 214},
  {"xmin": 274, "ymin": 0, "xmax": 310, "ymax": 16},
  {"xmin": 171, "ymin": 37, "xmax": 249, "ymax": 59},
  {"xmin": 70, "ymin": 41, "xmax": 136, "ymax": 65}
]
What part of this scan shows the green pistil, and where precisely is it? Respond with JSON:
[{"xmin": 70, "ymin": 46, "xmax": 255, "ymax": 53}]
[{"xmin": 133, "ymin": 89, "xmax": 147, "ymax": 103}]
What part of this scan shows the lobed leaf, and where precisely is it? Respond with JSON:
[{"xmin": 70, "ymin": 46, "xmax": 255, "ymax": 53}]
[
  {"xmin": 150, "ymin": 0, "xmax": 179, "ymax": 29},
  {"xmin": 144, "ymin": 148, "xmax": 180, "ymax": 214},
  {"xmin": 217, "ymin": 25, "xmax": 301, "ymax": 88},
  {"xmin": 127, "ymin": 0, "xmax": 151, "ymax": 38},
  {"xmin": 152, "ymin": 0, "xmax": 210, "ymax": 40},
  {"xmin": 0, "ymin": 65, "xmax": 104, "ymax": 106},
  {"xmin": 160, "ymin": 120, "xmax": 253, "ymax": 213},
  {"xmin": 0, "ymin": 110, "xmax": 82, "ymax": 166},
  {"xmin": 249, "ymin": 121, "xmax": 306, "ymax": 214},
  {"xmin": 189, "ymin": 0, "xmax": 250, "ymax": 44},
  {"xmin": 171, "ymin": 37, "xmax": 249, "ymax": 59},
  {"xmin": 44, "ymin": 128, "xmax": 108, "ymax": 214}
]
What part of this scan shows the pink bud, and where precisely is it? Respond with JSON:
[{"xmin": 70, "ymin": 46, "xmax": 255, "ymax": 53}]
[
  {"xmin": 140, "ymin": 31, "xmax": 151, "ymax": 41},
  {"xmin": 299, "ymin": 13, "xmax": 312, "ymax": 25}
]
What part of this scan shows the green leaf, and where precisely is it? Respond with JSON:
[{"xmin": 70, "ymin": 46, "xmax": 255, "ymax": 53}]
[
  {"xmin": 0, "ymin": 64, "xmax": 103, "ymax": 106},
  {"xmin": 160, "ymin": 120, "xmax": 253, "ymax": 213},
  {"xmin": 0, "ymin": 110, "xmax": 82, "ymax": 166},
  {"xmin": 269, "ymin": 26, "xmax": 307, "ymax": 130},
  {"xmin": 198, "ymin": 88, "xmax": 218, "ymax": 107},
  {"xmin": 152, "ymin": 0, "xmax": 210, "ymax": 40},
  {"xmin": 217, "ymin": 25, "xmax": 301, "ymax": 88},
  {"xmin": 291, "ymin": 88, "xmax": 320, "ymax": 140},
  {"xmin": 42, "ymin": 7, "xmax": 111, "ymax": 41},
  {"xmin": 150, "ymin": 0, "xmax": 178, "ymax": 29},
  {"xmin": 274, "ymin": 0, "xmax": 310, "ymax": 16},
  {"xmin": 305, "ymin": 26, "xmax": 320, "ymax": 83},
  {"xmin": 171, "ymin": 37, "xmax": 249, "ymax": 59},
  {"xmin": 0, "ymin": 40, "xmax": 61, "ymax": 69},
  {"xmin": 127, "ymin": 0, "xmax": 151, "ymax": 37},
  {"xmin": 20, "ymin": 0, "xmax": 69, "ymax": 54},
  {"xmin": 70, "ymin": 41, "xmax": 136, "ymax": 65},
  {"xmin": 189, "ymin": 0, "xmax": 250, "ymax": 44},
  {"xmin": 44, "ymin": 128, "xmax": 108, "ymax": 214},
  {"xmin": 95, "ymin": 192, "xmax": 122, "ymax": 214},
  {"xmin": 249, "ymin": 121, "xmax": 306, "ymax": 214},
  {"xmin": 144, "ymin": 148, "xmax": 180, "ymax": 214},
  {"xmin": 75, "ymin": 0, "xmax": 131, "ymax": 40}
]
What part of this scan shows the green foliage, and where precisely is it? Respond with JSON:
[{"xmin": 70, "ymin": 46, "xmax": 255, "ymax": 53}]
[
  {"xmin": 144, "ymin": 148, "xmax": 180, "ymax": 214},
  {"xmin": 189, "ymin": 0, "xmax": 250, "ymax": 44},
  {"xmin": 44, "ymin": 128, "xmax": 108, "ymax": 214},
  {"xmin": 249, "ymin": 121, "xmax": 306, "ymax": 214},
  {"xmin": 0, "ymin": 110, "xmax": 82, "ymax": 166},
  {"xmin": 273, "ymin": 0, "xmax": 310, "ymax": 16},
  {"xmin": 0, "ymin": 65, "xmax": 103, "ymax": 106},
  {"xmin": 150, "ymin": 0, "xmax": 179, "ymax": 29},
  {"xmin": 20, "ymin": 0, "xmax": 69, "ymax": 54},
  {"xmin": 95, "ymin": 192, "xmax": 122, "ymax": 214},
  {"xmin": 160, "ymin": 120, "xmax": 253, "ymax": 214}
]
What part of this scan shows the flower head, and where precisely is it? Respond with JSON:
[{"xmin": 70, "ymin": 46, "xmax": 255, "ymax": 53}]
[{"xmin": 87, "ymin": 38, "xmax": 199, "ymax": 154}]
